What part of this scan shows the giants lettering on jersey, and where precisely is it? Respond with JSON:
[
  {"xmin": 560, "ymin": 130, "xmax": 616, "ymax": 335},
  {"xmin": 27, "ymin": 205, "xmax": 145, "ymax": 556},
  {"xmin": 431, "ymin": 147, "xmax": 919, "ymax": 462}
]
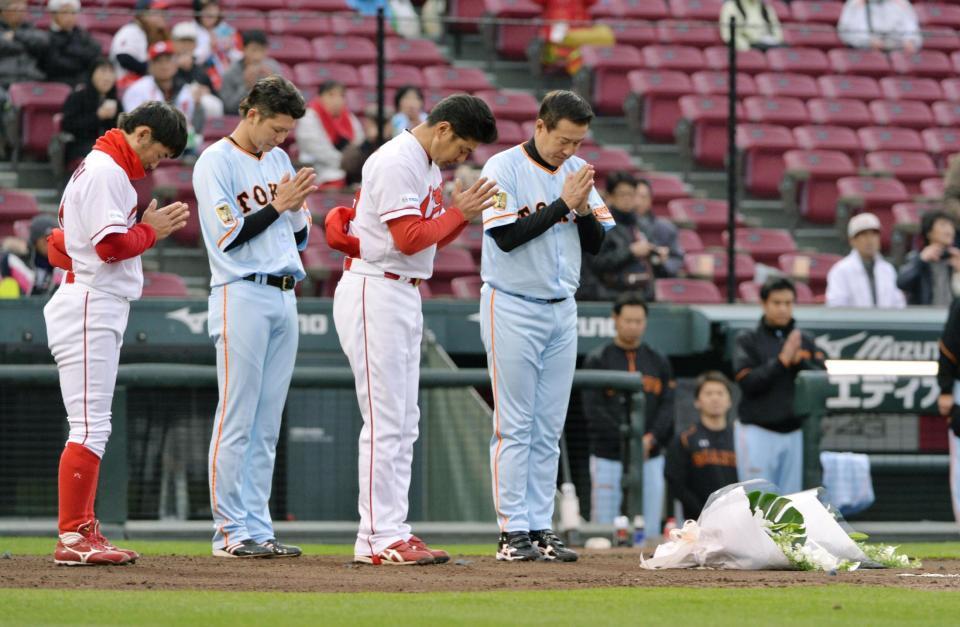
[{"xmin": 236, "ymin": 182, "xmax": 280, "ymax": 214}]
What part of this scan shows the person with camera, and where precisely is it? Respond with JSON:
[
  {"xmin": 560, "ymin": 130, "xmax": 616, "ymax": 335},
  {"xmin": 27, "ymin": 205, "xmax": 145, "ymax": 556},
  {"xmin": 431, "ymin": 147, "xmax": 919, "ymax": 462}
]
[{"xmin": 897, "ymin": 210, "xmax": 960, "ymax": 306}]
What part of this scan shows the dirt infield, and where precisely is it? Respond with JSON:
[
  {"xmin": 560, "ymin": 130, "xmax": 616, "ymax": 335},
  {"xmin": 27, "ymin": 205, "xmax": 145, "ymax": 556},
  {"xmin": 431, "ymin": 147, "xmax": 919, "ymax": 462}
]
[{"xmin": 3, "ymin": 551, "xmax": 960, "ymax": 593}]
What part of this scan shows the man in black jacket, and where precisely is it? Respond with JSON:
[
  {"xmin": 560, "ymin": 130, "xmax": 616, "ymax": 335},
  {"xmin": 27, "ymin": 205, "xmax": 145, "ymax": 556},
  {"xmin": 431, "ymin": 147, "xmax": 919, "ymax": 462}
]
[
  {"xmin": 43, "ymin": 0, "xmax": 101, "ymax": 86},
  {"xmin": 581, "ymin": 291, "xmax": 675, "ymax": 538},
  {"xmin": 936, "ymin": 297, "xmax": 960, "ymax": 525},
  {"xmin": 733, "ymin": 276, "xmax": 824, "ymax": 494},
  {"xmin": 0, "ymin": 0, "xmax": 48, "ymax": 88},
  {"xmin": 897, "ymin": 210, "xmax": 960, "ymax": 306}
]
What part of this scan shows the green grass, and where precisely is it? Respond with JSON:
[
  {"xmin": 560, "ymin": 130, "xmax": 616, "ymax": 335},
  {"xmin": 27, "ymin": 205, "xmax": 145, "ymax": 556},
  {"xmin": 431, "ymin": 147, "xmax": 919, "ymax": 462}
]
[{"xmin": 2, "ymin": 586, "xmax": 959, "ymax": 626}]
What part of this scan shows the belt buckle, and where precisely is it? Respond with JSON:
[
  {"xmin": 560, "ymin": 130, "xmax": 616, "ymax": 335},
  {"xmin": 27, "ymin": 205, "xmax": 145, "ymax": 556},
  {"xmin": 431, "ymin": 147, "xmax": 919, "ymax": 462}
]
[
  {"xmin": 412, "ymin": 278, "xmax": 422, "ymax": 287},
  {"xmin": 281, "ymin": 275, "xmax": 295, "ymax": 291}
]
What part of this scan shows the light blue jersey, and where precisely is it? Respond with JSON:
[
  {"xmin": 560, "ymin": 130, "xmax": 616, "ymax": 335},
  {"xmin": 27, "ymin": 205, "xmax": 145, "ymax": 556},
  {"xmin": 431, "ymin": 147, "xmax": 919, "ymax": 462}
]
[
  {"xmin": 195, "ymin": 138, "xmax": 310, "ymax": 288},
  {"xmin": 480, "ymin": 144, "xmax": 614, "ymax": 301}
]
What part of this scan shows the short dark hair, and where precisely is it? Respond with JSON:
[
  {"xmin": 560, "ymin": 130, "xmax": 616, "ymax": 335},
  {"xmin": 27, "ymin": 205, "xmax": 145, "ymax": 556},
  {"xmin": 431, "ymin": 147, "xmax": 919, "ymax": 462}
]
[
  {"xmin": 118, "ymin": 101, "xmax": 188, "ymax": 157},
  {"xmin": 921, "ymin": 209, "xmax": 955, "ymax": 244},
  {"xmin": 606, "ymin": 170, "xmax": 637, "ymax": 194},
  {"xmin": 759, "ymin": 276, "xmax": 796, "ymax": 301},
  {"xmin": 612, "ymin": 291, "xmax": 648, "ymax": 315},
  {"xmin": 318, "ymin": 80, "xmax": 345, "ymax": 96},
  {"xmin": 426, "ymin": 94, "xmax": 497, "ymax": 144},
  {"xmin": 394, "ymin": 85, "xmax": 424, "ymax": 111},
  {"xmin": 538, "ymin": 90, "xmax": 594, "ymax": 131},
  {"xmin": 695, "ymin": 371, "xmax": 732, "ymax": 398},
  {"xmin": 239, "ymin": 75, "xmax": 306, "ymax": 120},
  {"xmin": 241, "ymin": 29, "xmax": 268, "ymax": 47}
]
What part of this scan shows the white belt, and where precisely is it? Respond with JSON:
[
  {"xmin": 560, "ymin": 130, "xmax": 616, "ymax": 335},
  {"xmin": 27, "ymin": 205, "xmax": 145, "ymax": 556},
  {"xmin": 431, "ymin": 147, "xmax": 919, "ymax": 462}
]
[{"xmin": 343, "ymin": 257, "xmax": 422, "ymax": 286}]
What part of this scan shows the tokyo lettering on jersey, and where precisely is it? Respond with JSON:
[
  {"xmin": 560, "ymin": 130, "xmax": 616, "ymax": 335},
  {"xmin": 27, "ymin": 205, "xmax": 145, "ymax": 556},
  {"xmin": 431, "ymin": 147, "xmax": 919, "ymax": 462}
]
[
  {"xmin": 57, "ymin": 150, "xmax": 143, "ymax": 300},
  {"xmin": 195, "ymin": 138, "xmax": 310, "ymax": 287},
  {"xmin": 479, "ymin": 144, "xmax": 615, "ymax": 300},
  {"xmin": 350, "ymin": 130, "xmax": 444, "ymax": 279}
]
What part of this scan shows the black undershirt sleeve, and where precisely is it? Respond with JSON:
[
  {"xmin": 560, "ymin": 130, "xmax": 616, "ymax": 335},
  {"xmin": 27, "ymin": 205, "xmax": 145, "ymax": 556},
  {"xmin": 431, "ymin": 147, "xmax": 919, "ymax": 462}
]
[
  {"xmin": 489, "ymin": 198, "xmax": 571, "ymax": 253},
  {"xmin": 294, "ymin": 226, "xmax": 308, "ymax": 246},
  {"xmin": 576, "ymin": 211, "xmax": 605, "ymax": 254},
  {"xmin": 223, "ymin": 205, "xmax": 280, "ymax": 252},
  {"xmin": 115, "ymin": 53, "xmax": 148, "ymax": 76}
]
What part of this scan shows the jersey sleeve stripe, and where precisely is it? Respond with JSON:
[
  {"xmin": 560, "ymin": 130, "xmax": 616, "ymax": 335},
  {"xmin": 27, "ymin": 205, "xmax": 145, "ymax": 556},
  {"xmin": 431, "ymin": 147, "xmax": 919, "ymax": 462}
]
[
  {"xmin": 381, "ymin": 206, "xmax": 419, "ymax": 218},
  {"xmin": 217, "ymin": 222, "xmax": 239, "ymax": 249},
  {"xmin": 89, "ymin": 223, "xmax": 128, "ymax": 242},
  {"xmin": 482, "ymin": 212, "xmax": 517, "ymax": 226}
]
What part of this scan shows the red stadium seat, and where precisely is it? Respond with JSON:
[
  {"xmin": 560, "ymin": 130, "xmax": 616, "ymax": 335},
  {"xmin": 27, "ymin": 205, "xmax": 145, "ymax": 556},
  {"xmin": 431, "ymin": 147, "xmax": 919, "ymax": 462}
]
[
  {"xmin": 385, "ymin": 38, "xmax": 447, "ymax": 68},
  {"xmin": 302, "ymin": 241, "xmax": 346, "ymax": 297},
  {"xmin": 606, "ymin": 22, "xmax": 658, "ymax": 48},
  {"xmin": 287, "ymin": 0, "xmax": 350, "ymax": 9},
  {"xmin": 266, "ymin": 35, "xmax": 314, "ymax": 66},
  {"xmin": 807, "ymin": 98, "xmax": 871, "ymax": 128},
  {"xmin": 422, "ymin": 66, "xmax": 493, "ymax": 92},
  {"xmin": 683, "ymin": 251, "xmax": 756, "ymax": 287},
  {"xmin": 879, "ymin": 77, "xmax": 943, "ymax": 104},
  {"xmin": 691, "ymin": 71, "xmax": 757, "ymax": 97},
  {"xmin": 85, "ymin": 9, "xmax": 129, "ymax": 35},
  {"xmin": 345, "ymin": 87, "xmax": 397, "ymax": 114},
  {"xmin": 740, "ymin": 280, "xmax": 816, "ymax": 304},
  {"xmin": 766, "ymin": 48, "xmax": 830, "ymax": 76},
  {"xmin": 793, "ymin": 125, "xmax": 862, "ymax": 165},
  {"xmin": 869, "ymin": 100, "xmax": 933, "ymax": 130},
  {"xmin": 825, "ymin": 48, "xmax": 891, "ymax": 78},
  {"xmin": 641, "ymin": 45, "xmax": 704, "ymax": 73},
  {"xmin": 782, "ymin": 24, "xmax": 842, "ymax": 50},
  {"xmin": 329, "ymin": 13, "xmax": 395, "ymax": 39},
  {"xmin": 151, "ymin": 166, "xmax": 199, "ymax": 246},
  {"xmin": 293, "ymin": 63, "xmax": 359, "ymax": 89},
  {"xmin": 857, "ymin": 127, "xmax": 924, "ymax": 153},
  {"xmin": 915, "ymin": 3, "xmax": 960, "ymax": 28},
  {"xmin": 141, "ymin": 272, "xmax": 189, "ymax": 298},
  {"xmin": 227, "ymin": 11, "xmax": 267, "ymax": 34},
  {"xmin": 922, "ymin": 27, "xmax": 960, "ymax": 52},
  {"xmin": 953, "ymin": 51, "xmax": 960, "ymax": 75},
  {"xmin": 90, "ymin": 31, "xmax": 111, "ymax": 56},
  {"xmin": 450, "ymin": 275, "xmax": 483, "ymax": 299},
  {"xmin": 755, "ymin": 73, "xmax": 820, "ymax": 99},
  {"xmin": 724, "ymin": 227, "xmax": 796, "ymax": 265},
  {"xmin": 447, "ymin": 0, "xmax": 484, "ymax": 34},
  {"xmin": 312, "ymin": 37, "xmax": 378, "ymax": 66},
  {"xmin": 224, "ymin": 0, "xmax": 286, "ymax": 11},
  {"xmin": 836, "ymin": 176, "xmax": 910, "ymax": 248},
  {"xmin": 865, "ymin": 151, "xmax": 938, "ymax": 195},
  {"xmin": 268, "ymin": 11, "xmax": 330, "ymax": 37},
  {"xmin": 358, "ymin": 64, "xmax": 423, "ymax": 89},
  {"xmin": 203, "ymin": 116, "xmax": 242, "ymax": 140},
  {"xmin": 817, "ymin": 75, "xmax": 881, "ymax": 101},
  {"xmin": 670, "ymin": 0, "xmax": 724, "ymax": 20},
  {"xmin": 791, "ymin": 1, "xmax": 844, "ymax": 24},
  {"xmin": 703, "ymin": 46, "xmax": 767, "ymax": 74},
  {"xmin": 780, "ymin": 252, "xmax": 843, "ymax": 295},
  {"xmin": 454, "ymin": 224, "xmax": 484, "ymax": 261},
  {"xmin": 921, "ymin": 178, "xmax": 945, "ymax": 199},
  {"xmin": 737, "ymin": 123, "xmax": 796, "ymax": 198},
  {"xmin": 890, "ymin": 50, "xmax": 953, "ymax": 80},
  {"xmin": 656, "ymin": 20, "xmax": 720, "ymax": 47},
  {"xmin": 469, "ymin": 143, "xmax": 515, "ymax": 166},
  {"xmin": 578, "ymin": 45, "xmax": 645, "ymax": 115},
  {"xmin": 678, "ymin": 94, "xmax": 744, "ymax": 168},
  {"xmin": 655, "ymin": 278, "xmax": 722, "ymax": 304},
  {"xmin": 782, "ymin": 149, "xmax": 857, "ymax": 224},
  {"xmin": 942, "ymin": 79, "xmax": 960, "ymax": 102},
  {"xmin": 667, "ymin": 198, "xmax": 741, "ymax": 247},
  {"xmin": 646, "ymin": 173, "xmax": 690, "ymax": 213},
  {"xmin": 933, "ymin": 101, "xmax": 960, "ymax": 128},
  {"xmin": 431, "ymin": 247, "xmax": 477, "ymax": 294},
  {"xmin": 6, "ymin": 81, "xmax": 72, "ymax": 160},
  {"xmin": 484, "ymin": 0, "xmax": 541, "ymax": 61},
  {"xmin": 577, "ymin": 146, "xmax": 636, "ymax": 184},
  {"xmin": 922, "ymin": 128, "xmax": 960, "ymax": 169},
  {"xmin": 626, "ymin": 70, "xmax": 693, "ymax": 141},
  {"xmin": 476, "ymin": 89, "xmax": 539, "ymax": 123},
  {"xmin": 592, "ymin": 0, "xmax": 670, "ymax": 20},
  {"xmin": 676, "ymin": 228, "xmax": 704, "ymax": 253},
  {"xmin": 0, "ymin": 189, "xmax": 39, "ymax": 237},
  {"xmin": 744, "ymin": 96, "xmax": 809, "ymax": 127},
  {"xmin": 494, "ymin": 120, "xmax": 525, "ymax": 145}
]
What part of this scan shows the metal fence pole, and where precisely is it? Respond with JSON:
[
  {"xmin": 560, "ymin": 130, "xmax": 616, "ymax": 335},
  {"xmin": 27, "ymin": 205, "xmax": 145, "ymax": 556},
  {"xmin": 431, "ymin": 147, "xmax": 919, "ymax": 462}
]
[
  {"xmin": 376, "ymin": 7, "xmax": 386, "ymax": 148},
  {"xmin": 726, "ymin": 16, "xmax": 738, "ymax": 304}
]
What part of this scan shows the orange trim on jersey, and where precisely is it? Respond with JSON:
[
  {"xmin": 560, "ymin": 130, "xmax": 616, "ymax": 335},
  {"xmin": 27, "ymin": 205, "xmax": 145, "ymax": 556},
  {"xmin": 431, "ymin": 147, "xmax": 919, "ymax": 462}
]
[
  {"xmin": 483, "ymin": 212, "xmax": 517, "ymax": 226},
  {"xmin": 735, "ymin": 368, "xmax": 751, "ymax": 381},
  {"xmin": 225, "ymin": 136, "xmax": 264, "ymax": 161},
  {"xmin": 210, "ymin": 285, "xmax": 231, "ymax": 547},
  {"xmin": 490, "ymin": 288, "xmax": 508, "ymax": 531},
  {"xmin": 217, "ymin": 222, "xmax": 239, "ymax": 249},
  {"xmin": 521, "ymin": 143, "xmax": 560, "ymax": 176},
  {"xmin": 941, "ymin": 340, "xmax": 957, "ymax": 366}
]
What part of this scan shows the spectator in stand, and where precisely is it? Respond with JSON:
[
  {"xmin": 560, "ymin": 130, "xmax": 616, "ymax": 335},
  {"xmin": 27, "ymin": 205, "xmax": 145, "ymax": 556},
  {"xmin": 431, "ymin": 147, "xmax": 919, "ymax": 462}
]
[
  {"xmin": 579, "ymin": 172, "xmax": 683, "ymax": 302},
  {"xmin": 825, "ymin": 212, "xmax": 906, "ymax": 308},
  {"xmin": 43, "ymin": 0, "xmax": 100, "ymax": 86},
  {"xmin": 110, "ymin": 0, "xmax": 169, "ymax": 89},
  {"xmin": 733, "ymin": 276, "xmax": 825, "ymax": 495},
  {"xmin": 219, "ymin": 30, "xmax": 281, "ymax": 115},
  {"xmin": 296, "ymin": 80, "xmax": 363, "ymax": 188},
  {"xmin": 62, "ymin": 58, "xmax": 121, "ymax": 165},
  {"xmin": 0, "ymin": 0, "xmax": 49, "ymax": 88},
  {"xmin": 341, "ymin": 103, "xmax": 393, "ymax": 187},
  {"xmin": 665, "ymin": 371, "xmax": 738, "ymax": 521},
  {"xmin": 838, "ymin": 0, "xmax": 921, "ymax": 52},
  {"xmin": 193, "ymin": 0, "xmax": 240, "ymax": 89},
  {"xmin": 0, "ymin": 214, "xmax": 63, "ymax": 296},
  {"xmin": 170, "ymin": 21, "xmax": 223, "ymax": 124},
  {"xmin": 897, "ymin": 210, "xmax": 960, "ymax": 306},
  {"xmin": 122, "ymin": 41, "xmax": 206, "ymax": 136},
  {"xmin": 719, "ymin": 0, "xmax": 784, "ymax": 51},
  {"xmin": 390, "ymin": 85, "xmax": 427, "ymax": 136},
  {"xmin": 531, "ymin": 0, "xmax": 614, "ymax": 75},
  {"xmin": 581, "ymin": 292, "xmax": 676, "ymax": 539}
]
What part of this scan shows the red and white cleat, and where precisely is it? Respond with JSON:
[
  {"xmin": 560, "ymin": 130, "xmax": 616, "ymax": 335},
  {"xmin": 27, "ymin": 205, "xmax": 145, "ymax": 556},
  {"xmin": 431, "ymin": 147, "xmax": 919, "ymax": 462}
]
[
  {"xmin": 91, "ymin": 520, "xmax": 140, "ymax": 563},
  {"xmin": 54, "ymin": 521, "xmax": 131, "ymax": 566},
  {"xmin": 408, "ymin": 535, "xmax": 450, "ymax": 564},
  {"xmin": 354, "ymin": 540, "xmax": 436, "ymax": 565}
]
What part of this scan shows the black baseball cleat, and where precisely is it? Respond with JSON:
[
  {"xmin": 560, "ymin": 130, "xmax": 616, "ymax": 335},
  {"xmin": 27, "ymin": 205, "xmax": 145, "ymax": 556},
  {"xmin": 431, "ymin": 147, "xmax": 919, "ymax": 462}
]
[
  {"xmin": 530, "ymin": 529, "xmax": 578, "ymax": 562},
  {"xmin": 496, "ymin": 531, "xmax": 541, "ymax": 562},
  {"xmin": 212, "ymin": 539, "xmax": 275, "ymax": 558},
  {"xmin": 260, "ymin": 538, "xmax": 302, "ymax": 558}
]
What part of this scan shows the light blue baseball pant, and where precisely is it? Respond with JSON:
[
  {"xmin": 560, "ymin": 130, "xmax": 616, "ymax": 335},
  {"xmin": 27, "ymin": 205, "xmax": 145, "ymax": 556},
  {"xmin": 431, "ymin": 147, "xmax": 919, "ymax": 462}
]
[
  {"xmin": 207, "ymin": 279, "xmax": 299, "ymax": 550},
  {"xmin": 480, "ymin": 284, "xmax": 578, "ymax": 533},
  {"xmin": 735, "ymin": 421, "xmax": 803, "ymax": 495},
  {"xmin": 590, "ymin": 454, "xmax": 665, "ymax": 537}
]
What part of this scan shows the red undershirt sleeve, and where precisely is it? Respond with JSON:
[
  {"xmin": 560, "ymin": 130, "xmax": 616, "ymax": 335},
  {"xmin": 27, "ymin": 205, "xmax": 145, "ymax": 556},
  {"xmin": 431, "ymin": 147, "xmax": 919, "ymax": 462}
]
[
  {"xmin": 387, "ymin": 207, "xmax": 467, "ymax": 256},
  {"xmin": 94, "ymin": 223, "xmax": 157, "ymax": 263}
]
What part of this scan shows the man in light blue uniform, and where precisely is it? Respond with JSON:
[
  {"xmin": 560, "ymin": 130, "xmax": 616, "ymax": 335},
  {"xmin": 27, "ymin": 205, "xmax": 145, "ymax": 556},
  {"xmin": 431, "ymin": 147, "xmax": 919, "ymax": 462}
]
[
  {"xmin": 195, "ymin": 76, "xmax": 318, "ymax": 558},
  {"xmin": 479, "ymin": 91, "xmax": 615, "ymax": 562}
]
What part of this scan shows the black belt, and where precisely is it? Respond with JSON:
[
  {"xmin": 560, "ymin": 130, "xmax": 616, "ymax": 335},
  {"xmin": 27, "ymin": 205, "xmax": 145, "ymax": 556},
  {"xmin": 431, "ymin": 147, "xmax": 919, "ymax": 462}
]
[
  {"xmin": 498, "ymin": 288, "xmax": 567, "ymax": 304},
  {"xmin": 243, "ymin": 273, "xmax": 296, "ymax": 291}
]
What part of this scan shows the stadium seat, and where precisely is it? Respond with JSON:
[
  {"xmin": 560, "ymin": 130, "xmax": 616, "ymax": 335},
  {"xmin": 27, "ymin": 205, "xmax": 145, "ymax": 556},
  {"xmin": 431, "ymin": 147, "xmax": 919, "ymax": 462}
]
[
  {"xmin": 921, "ymin": 178, "xmax": 945, "ymax": 200},
  {"xmin": 676, "ymin": 228, "xmax": 704, "ymax": 254},
  {"xmin": 151, "ymin": 166, "xmax": 198, "ymax": 246},
  {"xmin": 345, "ymin": 87, "xmax": 397, "ymax": 115},
  {"xmin": 667, "ymin": 198, "xmax": 741, "ymax": 247},
  {"xmin": 807, "ymin": 98, "xmax": 872, "ymax": 128},
  {"xmin": 922, "ymin": 27, "xmax": 960, "ymax": 52},
  {"xmin": 302, "ymin": 240, "xmax": 346, "ymax": 297},
  {"xmin": 678, "ymin": 94, "xmax": 744, "ymax": 168},
  {"xmin": 890, "ymin": 50, "xmax": 953, "ymax": 80},
  {"xmin": 922, "ymin": 127, "xmax": 960, "ymax": 169},
  {"xmin": 358, "ymin": 64, "xmax": 423, "ymax": 89},
  {"xmin": 203, "ymin": 116, "xmax": 242, "ymax": 141},
  {"xmin": 669, "ymin": 0, "xmax": 724, "ymax": 20},
  {"xmin": 605, "ymin": 21, "xmax": 658, "ymax": 48},
  {"xmin": 268, "ymin": 10, "xmax": 330, "ymax": 37},
  {"xmin": 723, "ymin": 227, "xmax": 797, "ymax": 265},
  {"xmin": 591, "ymin": 0, "xmax": 670, "ymax": 20},
  {"xmin": 857, "ymin": 127, "xmax": 924, "ymax": 153},
  {"xmin": 293, "ymin": 63, "xmax": 359, "ymax": 89},
  {"xmin": 431, "ymin": 247, "xmax": 477, "ymax": 295},
  {"xmin": 86, "ymin": 9, "xmax": 130, "ymax": 35},
  {"xmin": 766, "ymin": 48, "xmax": 830, "ymax": 76},
  {"xmin": 703, "ymin": 46, "xmax": 767, "ymax": 74},
  {"xmin": 691, "ymin": 71, "xmax": 757, "ymax": 97},
  {"xmin": 476, "ymin": 89, "xmax": 540, "ymax": 123},
  {"xmin": 782, "ymin": 149, "xmax": 856, "ymax": 224},
  {"xmin": 793, "ymin": 125, "xmax": 863, "ymax": 165},
  {"xmin": 447, "ymin": 0, "xmax": 484, "ymax": 34},
  {"xmin": 836, "ymin": 176, "xmax": 910, "ymax": 248},
  {"xmin": 915, "ymin": 3, "xmax": 960, "ymax": 29},
  {"xmin": 224, "ymin": 0, "xmax": 287, "ymax": 9},
  {"xmin": 744, "ymin": 96, "xmax": 809, "ymax": 127},
  {"xmin": 782, "ymin": 23, "xmax": 842, "ymax": 50},
  {"xmin": 385, "ymin": 38, "xmax": 447, "ymax": 68},
  {"xmin": 469, "ymin": 143, "xmax": 515, "ymax": 166},
  {"xmin": 494, "ymin": 120, "xmax": 525, "ymax": 146},
  {"xmin": 141, "ymin": 272, "xmax": 189, "ymax": 298},
  {"xmin": 227, "ymin": 11, "xmax": 268, "ymax": 34},
  {"xmin": 484, "ymin": 0, "xmax": 541, "ymax": 61},
  {"xmin": 656, "ymin": 20, "xmax": 720, "ymax": 47},
  {"xmin": 825, "ymin": 48, "xmax": 891, "ymax": 78},
  {"xmin": 450, "ymin": 275, "xmax": 483, "ymax": 299},
  {"xmin": 90, "ymin": 31, "xmax": 111, "ymax": 56},
  {"xmin": 641, "ymin": 45, "xmax": 704, "ymax": 73},
  {"xmin": 869, "ymin": 100, "xmax": 934, "ymax": 130},
  {"xmin": 454, "ymin": 224, "xmax": 484, "ymax": 262},
  {"xmin": 790, "ymin": 1, "xmax": 844, "ymax": 24},
  {"xmin": 953, "ymin": 51, "xmax": 960, "ymax": 75},
  {"xmin": 329, "ymin": 13, "xmax": 395, "ymax": 39},
  {"xmin": 578, "ymin": 45, "xmax": 645, "ymax": 115},
  {"xmin": 266, "ymin": 35, "xmax": 314, "ymax": 66},
  {"xmin": 5, "ymin": 81, "xmax": 72, "ymax": 160},
  {"xmin": 655, "ymin": 278, "xmax": 723, "ymax": 304},
  {"xmin": 879, "ymin": 77, "xmax": 944, "ymax": 104},
  {"xmin": 941, "ymin": 79, "xmax": 960, "ymax": 102},
  {"xmin": 312, "ymin": 36, "xmax": 377, "ymax": 66},
  {"xmin": 0, "ymin": 189, "xmax": 39, "ymax": 237},
  {"xmin": 817, "ymin": 75, "xmax": 881, "ymax": 101},
  {"xmin": 422, "ymin": 66, "xmax": 493, "ymax": 92},
  {"xmin": 740, "ymin": 279, "xmax": 816, "ymax": 304},
  {"xmin": 737, "ymin": 123, "xmax": 796, "ymax": 197},
  {"xmin": 777, "ymin": 251, "xmax": 842, "ymax": 295},
  {"xmin": 683, "ymin": 251, "xmax": 756, "ymax": 288},
  {"xmin": 576, "ymin": 146, "xmax": 636, "ymax": 185},
  {"xmin": 755, "ymin": 73, "xmax": 820, "ymax": 100},
  {"xmin": 933, "ymin": 101, "xmax": 960, "ymax": 127},
  {"xmin": 626, "ymin": 70, "xmax": 693, "ymax": 141}
]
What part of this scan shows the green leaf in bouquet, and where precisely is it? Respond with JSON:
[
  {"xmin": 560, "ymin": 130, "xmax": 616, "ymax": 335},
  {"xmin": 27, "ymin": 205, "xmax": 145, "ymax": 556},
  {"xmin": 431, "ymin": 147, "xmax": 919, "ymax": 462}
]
[{"xmin": 848, "ymin": 532, "xmax": 869, "ymax": 542}]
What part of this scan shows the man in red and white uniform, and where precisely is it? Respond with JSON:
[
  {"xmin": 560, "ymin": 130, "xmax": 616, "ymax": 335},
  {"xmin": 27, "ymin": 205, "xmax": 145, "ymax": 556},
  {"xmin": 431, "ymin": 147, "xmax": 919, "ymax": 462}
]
[
  {"xmin": 328, "ymin": 94, "xmax": 499, "ymax": 565},
  {"xmin": 44, "ymin": 101, "xmax": 190, "ymax": 566}
]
